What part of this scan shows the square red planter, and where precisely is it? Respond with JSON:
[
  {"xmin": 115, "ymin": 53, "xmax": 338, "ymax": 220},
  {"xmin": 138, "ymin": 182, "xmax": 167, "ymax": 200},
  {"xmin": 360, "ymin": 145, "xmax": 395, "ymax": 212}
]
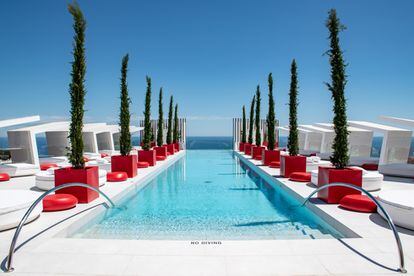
[
  {"xmin": 166, "ymin": 144, "xmax": 175, "ymax": 155},
  {"xmin": 252, "ymin": 146, "xmax": 265, "ymax": 160},
  {"xmin": 174, "ymin": 142, "xmax": 180, "ymax": 152},
  {"xmin": 280, "ymin": 155, "xmax": 306, "ymax": 178},
  {"xmin": 244, "ymin": 143, "xmax": 252, "ymax": 155},
  {"xmin": 238, "ymin": 142, "xmax": 245, "ymax": 152},
  {"xmin": 54, "ymin": 166, "xmax": 99, "ymax": 203},
  {"xmin": 111, "ymin": 155, "xmax": 138, "ymax": 178},
  {"xmin": 154, "ymin": 146, "xmax": 168, "ymax": 157},
  {"xmin": 317, "ymin": 166, "xmax": 363, "ymax": 204},
  {"xmin": 264, "ymin": 150, "xmax": 280, "ymax": 166},
  {"xmin": 138, "ymin": 150, "xmax": 157, "ymax": 166}
]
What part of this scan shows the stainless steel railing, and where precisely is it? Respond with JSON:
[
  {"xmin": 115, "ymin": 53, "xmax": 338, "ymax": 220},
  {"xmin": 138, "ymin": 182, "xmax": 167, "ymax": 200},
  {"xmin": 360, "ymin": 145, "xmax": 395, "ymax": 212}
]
[
  {"xmin": 302, "ymin": 182, "xmax": 407, "ymax": 273},
  {"xmin": 5, "ymin": 182, "xmax": 118, "ymax": 273}
]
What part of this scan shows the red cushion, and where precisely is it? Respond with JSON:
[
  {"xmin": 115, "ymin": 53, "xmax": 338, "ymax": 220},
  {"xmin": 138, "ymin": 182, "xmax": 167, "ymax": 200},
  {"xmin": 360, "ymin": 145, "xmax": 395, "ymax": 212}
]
[
  {"xmin": 254, "ymin": 155, "xmax": 262, "ymax": 160},
  {"xmin": 289, "ymin": 172, "xmax": 311, "ymax": 182},
  {"xmin": 107, "ymin": 171, "xmax": 128, "ymax": 182},
  {"xmin": 166, "ymin": 152, "xmax": 171, "ymax": 156},
  {"xmin": 43, "ymin": 194, "xmax": 78, "ymax": 212},
  {"xmin": 339, "ymin": 194, "xmax": 377, "ymax": 213},
  {"xmin": 100, "ymin": 153, "xmax": 109, "ymax": 158},
  {"xmin": 0, "ymin": 173, "xmax": 10, "ymax": 182},
  {"xmin": 156, "ymin": 155, "xmax": 166, "ymax": 161},
  {"xmin": 361, "ymin": 163, "xmax": 378, "ymax": 171},
  {"xmin": 137, "ymin": 161, "xmax": 149, "ymax": 168},
  {"xmin": 40, "ymin": 163, "xmax": 58, "ymax": 171},
  {"xmin": 269, "ymin": 161, "xmax": 280, "ymax": 168}
]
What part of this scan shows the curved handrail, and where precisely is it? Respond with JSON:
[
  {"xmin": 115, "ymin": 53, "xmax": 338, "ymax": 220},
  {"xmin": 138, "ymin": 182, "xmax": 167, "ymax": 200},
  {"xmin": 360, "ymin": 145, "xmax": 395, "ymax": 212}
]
[
  {"xmin": 302, "ymin": 182, "xmax": 407, "ymax": 274},
  {"xmin": 5, "ymin": 182, "xmax": 117, "ymax": 273}
]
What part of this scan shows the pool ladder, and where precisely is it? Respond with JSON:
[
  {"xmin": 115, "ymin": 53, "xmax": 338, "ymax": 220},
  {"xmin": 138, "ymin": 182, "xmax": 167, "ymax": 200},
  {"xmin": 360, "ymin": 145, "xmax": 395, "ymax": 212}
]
[
  {"xmin": 3, "ymin": 182, "xmax": 120, "ymax": 273},
  {"xmin": 302, "ymin": 182, "xmax": 407, "ymax": 273}
]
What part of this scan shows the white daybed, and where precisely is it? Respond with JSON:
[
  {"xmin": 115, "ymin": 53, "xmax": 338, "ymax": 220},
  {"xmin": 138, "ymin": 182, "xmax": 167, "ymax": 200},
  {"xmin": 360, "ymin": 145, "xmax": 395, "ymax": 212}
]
[
  {"xmin": 0, "ymin": 190, "xmax": 42, "ymax": 231},
  {"xmin": 306, "ymin": 156, "xmax": 331, "ymax": 172},
  {"xmin": 0, "ymin": 163, "xmax": 39, "ymax": 177},
  {"xmin": 378, "ymin": 190, "xmax": 414, "ymax": 230},
  {"xmin": 379, "ymin": 163, "xmax": 414, "ymax": 178},
  {"xmin": 311, "ymin": 167, "xmax": 383, "ymax": 191}
]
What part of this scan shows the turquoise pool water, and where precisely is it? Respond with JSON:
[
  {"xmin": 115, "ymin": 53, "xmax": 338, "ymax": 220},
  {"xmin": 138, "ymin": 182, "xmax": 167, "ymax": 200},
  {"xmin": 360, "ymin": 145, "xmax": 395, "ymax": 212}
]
[{"xmin": 73, "ymin": 150, "xmax": 344, "ymax": 240}]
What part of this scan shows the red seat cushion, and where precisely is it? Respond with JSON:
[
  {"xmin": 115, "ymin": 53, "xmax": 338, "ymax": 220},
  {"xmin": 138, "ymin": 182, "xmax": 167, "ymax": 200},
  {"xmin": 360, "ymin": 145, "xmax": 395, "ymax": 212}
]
[
  {"xmin": 361, "ymin": 163, "xmax": 378, "ymax": 171},
  {"xmin": 100, "ymin": 153, "xmax": 109, "ymax": 158},
  {"xmin": 0, "ymin": 173, "xmax": 10, "ymax": 182},
  {"xmin": 339, "ymin": 194, "xmax": 377, "ymax": 213},
  {"xmin": 156, "ymin": 155, "xmax": 166, "ymax": 161},
  {"xmin": 43, "ymin": 194, "xmax": 78, "ymax": 212},
  {"xmin": 40, "ymin": 163, "xmax": 58, "ymax": 171},
  {"xmin": 107, "ymin": 171, "xmax": 128, "ymax": 182},
  {"xmin": 254, "ymin": 155, "xmax": 262, "ymax": 160},
  {"xmin": 137, "ymin": 161, "xmax": 149, "ymax": 168},
  {"xmin": 269, "ymin": 161, "xmax": 280, "ymax": 168},
  {"xmin": 289, "ymin": 172, "xmax": 311, "ymax": 182}
]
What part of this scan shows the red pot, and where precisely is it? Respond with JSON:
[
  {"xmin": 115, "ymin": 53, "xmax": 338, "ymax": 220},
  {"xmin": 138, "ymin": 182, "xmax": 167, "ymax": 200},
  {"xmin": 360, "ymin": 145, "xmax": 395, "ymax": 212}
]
[
  {"xmin": 280, "ymin": 155, "xmax": 306, "ymax": 178},
  {"xmin": 264, "ymin": 150, "xmax": 280, "ymax": 166},
  {"xmin": 111, "ymin": 155, "xmax": 138, "ymax": 178},
  {"xmin": 238, "ymin": 142, "xmax": 245, "ymax": 152},
  {"xmin": 244, "ymin": 143, "xmax": 252, "ymax": 155},
  {"xmin": 252, "ymin": 146, "xmax": 265, "ymax": 160},
  {"xmin": 154, "ymin": 146, "xmax": 168, "ymax": 157},
  {"xmin": 317, "ymin": 166, "xmax": 363, "ymax": 204},
  {"xmin": 138, "ymin": 150, "xmax": 157, "ymax": 166},
  {"xmin": 174, "ymin": 142, "xmax": 180, "ymax": 152},
  {"xmin": 54, "ymin": 166, "xmax": 99, "ymax": 203},
  {"xmin": 166, "ymin": 144, "xmax": 175, "ymax": 155}
]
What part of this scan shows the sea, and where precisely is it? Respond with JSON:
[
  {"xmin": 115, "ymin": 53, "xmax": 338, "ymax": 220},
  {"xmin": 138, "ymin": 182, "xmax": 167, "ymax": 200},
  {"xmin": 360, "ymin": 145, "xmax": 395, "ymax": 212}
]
[{"xmin": 0, "ymin": 136, "xmax": 413, "ymax": 157}]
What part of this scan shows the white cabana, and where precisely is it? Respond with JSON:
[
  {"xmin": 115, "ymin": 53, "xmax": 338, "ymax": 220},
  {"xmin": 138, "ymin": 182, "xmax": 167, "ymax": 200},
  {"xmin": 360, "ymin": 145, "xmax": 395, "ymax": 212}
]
[{"xmin": 277, "ymin": 126, "xmax": 310, "ymax": 152}]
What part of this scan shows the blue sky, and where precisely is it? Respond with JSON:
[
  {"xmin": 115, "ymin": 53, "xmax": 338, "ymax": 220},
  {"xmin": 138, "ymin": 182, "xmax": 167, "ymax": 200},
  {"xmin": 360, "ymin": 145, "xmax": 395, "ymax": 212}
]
[{"xmin": 0, "ymin": 0, "xmax": 413, "ymax": 136}]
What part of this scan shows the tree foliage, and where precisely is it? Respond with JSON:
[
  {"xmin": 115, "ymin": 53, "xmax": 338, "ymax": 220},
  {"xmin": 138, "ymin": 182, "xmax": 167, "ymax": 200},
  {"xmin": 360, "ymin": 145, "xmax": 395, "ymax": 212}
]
[
  {"xmin": 287, "ymin": 60, "xmax": 299, "ymax": 156},
  {"xmin": 173, "ymin": 104, "xmax": 179, "ymax": 142},
  {"xmin": 255, "ymin": 85, "xmax": 261, "ymax": 146},
  {"xmin": 267, "ymin": 73, "xmax": 275, "ymax": 150},
  {"xmin": 119, "ymin": 54, "xmax": 132, "ymax": 156},
  {"xmin": 157, "ymin": 88, "xmax": 164, "ymax": 146},
  {"xmin": 241, "ymin": 106, "xmax": 246, "ymax": 143},
  {"xmin": 326, "ymin": 9, "xmax": 349, "ymax": 169},
  {"xmin": 67, "ymin": 2, "xmax": 86, "ymax": 169},
  {"xmin": 248, "ymin": 96, "xmax": 255, "ymax": 144},
  {"xmin": 166, "ymin": 95, "xmax": 173, "ymax": 144},
  {"xmin": 142, "ymin": 76, "xmax": 152, "ymax": 150}
]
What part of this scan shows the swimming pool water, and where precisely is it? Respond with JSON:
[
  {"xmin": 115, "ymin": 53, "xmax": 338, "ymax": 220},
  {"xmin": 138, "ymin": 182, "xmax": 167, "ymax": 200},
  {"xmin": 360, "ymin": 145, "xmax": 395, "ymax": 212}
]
[{"xmin": 73, "ymin": 150, "xmax": 344, "ymax": 240}]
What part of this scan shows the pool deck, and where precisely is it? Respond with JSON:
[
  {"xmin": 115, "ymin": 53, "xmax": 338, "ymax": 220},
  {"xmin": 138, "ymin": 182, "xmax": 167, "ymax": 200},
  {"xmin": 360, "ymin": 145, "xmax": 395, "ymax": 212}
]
[{"xmin": 1, "ymin": 149, "xmax": 414, "ymax": 275}]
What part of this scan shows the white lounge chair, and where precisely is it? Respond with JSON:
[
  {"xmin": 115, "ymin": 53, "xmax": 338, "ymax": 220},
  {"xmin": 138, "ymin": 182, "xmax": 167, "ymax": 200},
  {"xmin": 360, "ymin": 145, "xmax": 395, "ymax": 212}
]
[
  {"xmin": 0, "ymin": 190, "xmax": 42, "ymax": 231},
  {"xmin": 378, "ymin": 190, "xmax": 414, "ymax": 230},
  {"xmin": 311, "ymin": 167, "xmax": 383, "ymax": 191}
]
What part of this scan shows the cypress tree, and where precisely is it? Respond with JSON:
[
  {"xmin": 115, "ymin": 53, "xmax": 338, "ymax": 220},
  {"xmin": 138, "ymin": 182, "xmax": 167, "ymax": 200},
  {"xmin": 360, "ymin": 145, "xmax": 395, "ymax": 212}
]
[
  {"xmin": 166, "ymin": 95, "xmax": 173, "ymax": 144},
  {"xmin": 326, "ymin": 9, "xmax": 349, "ymax": 169},
  {"xmin": 157, "ymin": 88, "xmax": 164, "ymax": 146},
  {"xmin": 241, "ymin": 106, "xmax": 246, "ymax": 143},
  {"xmin": 255, "ymin": 85, "xmax": 261, "ymax": 146},
  {"xmin": 267, "ymin": 73, "xmax": 275, "ymax": 150},
  {"xmin": 288, "ymin": 59, "xmax": 299, "ymax": 156},
  {"xmin": 67, "ymin": 3, "xmax": 86, "ymax": 169},
  {"xmin": 248, "ymin": 96, "xmax": 255, "ymax": 144},
  {"xmin": 142, "ymin": 76, "xmax": 152, "ymax": 150},
  {"xmin": 173, "ymin": 104, "xmax": 179, "ymax": 142},
  {"xmin": 119, "ymin": 54, "xmax": 132, "ymax": 156}
]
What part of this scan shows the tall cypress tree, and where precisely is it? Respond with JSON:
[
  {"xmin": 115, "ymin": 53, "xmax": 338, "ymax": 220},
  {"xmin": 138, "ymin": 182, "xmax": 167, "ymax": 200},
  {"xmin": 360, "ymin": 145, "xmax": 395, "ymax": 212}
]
[
  {"xmin": 142, "ymin": 76, "xmax": 152, "ymax": 150},
  {"xmin": 173, "ymin": 104, "xmax": 179, "ymax": 142},
  {"xmin": 255, "ymin": 85, "xmax": 261, "ymax": 146},
  {"xmin": 248, "ymin": 96, "xmax": 255, "ymax": 144},
  {"xmin": 241, "ymin": 106, "xmax": 246, "ymax": 143},
  {"xmin": 119, "ymin": 54, "xmax": 132, "ymax": 156},
  {"xmin": 157, "ymin": 88, "xmax": 164, "ymax": 146},
  {"xmin": 166, "ymin": 95, "xmax": 173, "ymax": 144},
  {"xmin": 288, "ymin": 59, "xmax": 299, "ymax": 156},
  {"xmin": 67, "ymin": 3, "xmax": 86, "ymax": 169},
  {"xmin": 326, "ymin": 9, "xmax": 349, "ymax": 169},
  {"xmin": 267, "ymin": 73, "xmax": 275, "ymax": 150}
]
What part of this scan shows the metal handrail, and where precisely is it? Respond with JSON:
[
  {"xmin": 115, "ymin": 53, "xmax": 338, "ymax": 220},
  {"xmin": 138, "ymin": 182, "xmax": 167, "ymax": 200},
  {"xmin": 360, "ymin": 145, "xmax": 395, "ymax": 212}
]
[
  {"xmin": 5, "ymin": 182, "xmax": 117, "ymax": 273},
  {"xmin": 302, "ymin": 182, "xmax": 407, "ymax": 274}
]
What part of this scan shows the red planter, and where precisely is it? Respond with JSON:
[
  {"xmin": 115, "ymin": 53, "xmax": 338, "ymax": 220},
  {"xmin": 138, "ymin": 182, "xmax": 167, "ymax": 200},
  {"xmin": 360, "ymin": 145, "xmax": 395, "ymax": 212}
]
[
  {"xmin": 244, "ymin": 143, "xmax": 252, "ymax": 155},
  {"xmin": 264, "ymin": 150, "xmax": 280, "ymax": 166},
  {"xmin": 166, "ymin": 144, "xmax": 175, "ymax": 155},
  {"xmin": 280, "ymin": 155, "xmax": 306, "ymax": 178},
  {"xmin": 174, "ymin": 142, "xmax": 180, "ymax": 152},
  {"xmin": 317, "ymin": 166, "xmax": 363, "ymax": 204},
  {"xmin": 54, "ymin": 166, "xmax": 99, "ymax": 203},
  {"xmin": 252, "ymin": 146, "xmax": 265, "ymax": 160},
  {"xmin": 154, "ymin": 146, "xmax": 168, "ymax": 157},
  {"xmin": 138, "ymin": 150, "xmax": 156, "ymax": 166},
  {"xmin": 111, "ymin": 155, "xmax": 138, "ymax": 178},
  {"xmin": 238, "ymin": 142, "xmax": 245, "ymax": 152}
]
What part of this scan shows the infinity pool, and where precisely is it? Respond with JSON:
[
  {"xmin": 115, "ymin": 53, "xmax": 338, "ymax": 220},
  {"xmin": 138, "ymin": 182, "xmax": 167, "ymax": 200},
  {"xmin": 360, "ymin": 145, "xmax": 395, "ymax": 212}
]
[{"xmin": 73, "ymin": 150, "xmax": 344, "ymax": 240}]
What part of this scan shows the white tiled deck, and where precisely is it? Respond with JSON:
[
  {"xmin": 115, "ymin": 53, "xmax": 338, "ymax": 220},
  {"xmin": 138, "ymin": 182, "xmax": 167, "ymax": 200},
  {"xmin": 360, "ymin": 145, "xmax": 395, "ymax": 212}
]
[{"xmin": 1, "ymin": 150, "xmax": 414, "ymax": 275}]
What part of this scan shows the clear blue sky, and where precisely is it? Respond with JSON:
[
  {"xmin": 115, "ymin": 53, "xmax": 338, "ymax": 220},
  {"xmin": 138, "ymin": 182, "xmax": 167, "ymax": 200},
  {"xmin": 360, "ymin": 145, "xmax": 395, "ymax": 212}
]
[{"xmin": 0, "ymin": 0, "xmax": 413, "ymax": 136}]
